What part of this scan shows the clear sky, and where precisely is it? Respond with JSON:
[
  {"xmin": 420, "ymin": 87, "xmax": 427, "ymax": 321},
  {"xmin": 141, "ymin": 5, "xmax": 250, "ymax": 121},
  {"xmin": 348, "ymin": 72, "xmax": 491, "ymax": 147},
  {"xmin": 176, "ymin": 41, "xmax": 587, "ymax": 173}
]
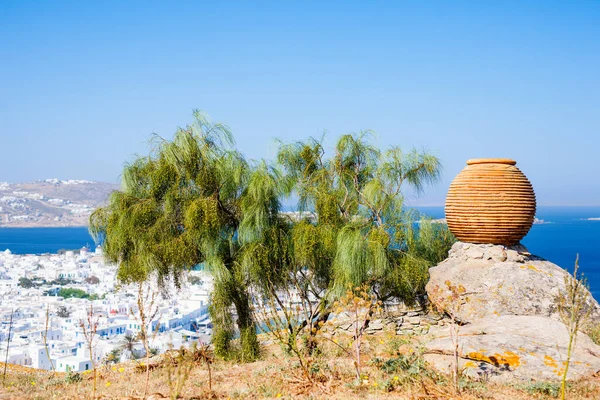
[{"xmin": 1, "ymin": 1, "xmax": 599, "ymax": 206}]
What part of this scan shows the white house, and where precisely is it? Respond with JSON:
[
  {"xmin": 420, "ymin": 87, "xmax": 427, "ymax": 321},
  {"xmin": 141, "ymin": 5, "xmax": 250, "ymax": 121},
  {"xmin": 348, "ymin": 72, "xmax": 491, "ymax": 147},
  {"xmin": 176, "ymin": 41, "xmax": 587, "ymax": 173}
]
[
  {"xmin": 0, "ymin": 348, "xmax": 31, "ymax": 366},
  {"xmin": 29, "ymin": 345, "xmax": 53, "ymax": 370}
]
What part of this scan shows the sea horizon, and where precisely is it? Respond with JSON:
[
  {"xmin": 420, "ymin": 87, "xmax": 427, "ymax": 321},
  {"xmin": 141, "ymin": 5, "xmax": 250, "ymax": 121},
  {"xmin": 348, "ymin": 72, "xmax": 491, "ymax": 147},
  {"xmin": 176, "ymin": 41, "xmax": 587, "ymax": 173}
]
[{"xmin": 1, "ymin": 205, "xmax": 599, "ymax": 296}]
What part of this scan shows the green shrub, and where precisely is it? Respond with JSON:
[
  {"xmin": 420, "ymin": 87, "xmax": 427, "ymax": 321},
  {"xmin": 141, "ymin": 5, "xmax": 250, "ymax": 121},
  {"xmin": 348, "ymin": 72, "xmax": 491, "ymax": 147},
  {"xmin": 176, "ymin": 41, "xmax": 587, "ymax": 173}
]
[
  {"xmin": 239, "ymin": 326, "xmax": 261, "ymax": 362},
  {"xmin": 586, "ymin": 323, "xmax": 600, "ymax": 346},
  {"xmin": 58, "ymin": 288, "xmax": 93, "ymax": 299},
  {"xmin": 524, "ymin": 381, "xmax": 560, "ymax": 398},
  {"xmin": 212, "ymin": 328, "xmax": 233, "ymax": 360},
  {"xmin": 64, "ymin": 370, "xmax": 82, "ymax": 384},
  {"xmin": 372, "ymin": 352, "xmax": 428, "ymax": 375}
]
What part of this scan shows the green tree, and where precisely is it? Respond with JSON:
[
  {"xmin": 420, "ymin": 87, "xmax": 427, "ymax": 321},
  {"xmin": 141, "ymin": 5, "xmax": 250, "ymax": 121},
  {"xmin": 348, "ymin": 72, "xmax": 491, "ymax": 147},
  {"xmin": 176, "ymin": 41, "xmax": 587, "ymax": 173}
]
[
  {"xmin": 56, "ymin": 305, "xmax": 71, "ymax": 318},
  {"xmin": 89, "ymin": 112, "xmax": 454, "ymax": 363},
  {"xmin": 272, "ymin": 133, "xmax": 454, "ymax": 339},
  {"xmin": 103, "ymin": 348, "xmax": 122, "ymax": 365},
  {"xmin": 18, "ymin": 277, "xmax": 34, "ymax": 289},
  {"xmin": 58, "ymin": 288, "xmax": 89, "ymax": 299},
  {"xmin": 119, "ymin": 334, "xmax": 139, "ymax": 360},
  {"xmin": 279, "ymin": 132, "xmax": 452, "ymax": 295},
  {"xmin": 89, "ymin": 111, "xmax": 280, "ymax": 361},
  {"xmin": 50, "ymin": 277, "xmax": 73, "ymax": 286}
]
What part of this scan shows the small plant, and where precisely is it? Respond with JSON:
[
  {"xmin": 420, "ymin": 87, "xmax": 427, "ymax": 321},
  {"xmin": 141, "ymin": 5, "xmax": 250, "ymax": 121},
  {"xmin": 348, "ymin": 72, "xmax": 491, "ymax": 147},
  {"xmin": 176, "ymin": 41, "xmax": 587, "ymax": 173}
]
[
  {"xmin": 195, "ymin": 342, "xmax": 215, "ymax": 393},
  {"xmin": 134, "ymin": 281, "xmax": 161, "ymax": 398},
  {"xmin": 2, "ymin": 309, "xmax": 14, "ymax": 385},
  {"xmin": 585, "ymin": 322, "xmax": 600, "ymax": 346},
  {"xmin": 103, "ymin": 349, "xmax": 122, "ymax": 365},
  {"xmin": 64, "ymin": 369, "xmax": 82, "ymax": 384},
  {"xmin": 165, "ymin": 343, "xmax": 201, "ymax": 400},
  {"xmin": 373, "ymin": 352, "xmax": 425, "ymax": 375},
  {"xmin": 383, "ymin": 335, "xmax": 411, "ymax": 355},
  {"xmin": 333, "ymin": 284, "xmax": 382, "ymax": 384},
  {"xmin": 256, "ymin": 281, "xmax": 330, "ymax": 384},
  {"xmin": 79, "ymin": 303, "xmax": 102, "ymax": 399},
  {"xmin": 524, "ymin": 381, "xmax": 561, "ymax": 398},
  {"xmin": 211, "ymin": 328, "xmax": 233, "ymax": 361},
  {"xmin": 431, "ymin": 280, "xmax": 466, "ymax": 393},
  {"xmin": 556, "ymin": 255, "xmax": 592, "ymax": 400},
  {"xmin": 42, "ymin": 305, "xmax": 55, "ymax": 373}
]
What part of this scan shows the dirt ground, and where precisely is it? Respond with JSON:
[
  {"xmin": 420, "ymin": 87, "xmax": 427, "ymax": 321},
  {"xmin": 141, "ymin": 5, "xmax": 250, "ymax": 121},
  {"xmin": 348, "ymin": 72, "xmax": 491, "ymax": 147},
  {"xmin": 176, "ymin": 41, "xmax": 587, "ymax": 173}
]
[{"xmin": 1, "ymin": 331, "xmax": 599, "ymax": 399}]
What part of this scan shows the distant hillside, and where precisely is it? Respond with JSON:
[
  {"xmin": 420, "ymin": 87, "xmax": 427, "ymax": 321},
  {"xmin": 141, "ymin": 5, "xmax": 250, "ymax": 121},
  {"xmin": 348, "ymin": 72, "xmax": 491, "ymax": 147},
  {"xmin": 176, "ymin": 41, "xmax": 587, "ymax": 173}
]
[{"xmin": 0, "ymin": 179, "xmax": 119, "ymax": 227}]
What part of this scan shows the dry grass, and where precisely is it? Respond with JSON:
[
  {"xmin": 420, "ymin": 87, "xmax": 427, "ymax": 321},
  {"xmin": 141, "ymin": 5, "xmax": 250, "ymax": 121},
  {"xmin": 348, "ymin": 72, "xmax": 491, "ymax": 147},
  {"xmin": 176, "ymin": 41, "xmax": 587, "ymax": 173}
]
[{"xmin": 2, "ymin": 331, "xmax": 600, "ymax": 399}]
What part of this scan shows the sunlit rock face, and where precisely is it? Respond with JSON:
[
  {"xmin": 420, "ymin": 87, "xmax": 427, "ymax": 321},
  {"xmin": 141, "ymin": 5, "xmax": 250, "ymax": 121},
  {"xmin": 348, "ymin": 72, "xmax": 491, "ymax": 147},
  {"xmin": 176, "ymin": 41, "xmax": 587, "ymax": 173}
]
[
  {"xmin": 424, "ymin": 241, "xmax": 600, "ymax": 382},
  {"xmin": 424, "ymin": 315, "xmax": 600, "ymax": 382},
  {"xmin": 426, "ymin": 242, "xmax": 600, "ymax": 324}
]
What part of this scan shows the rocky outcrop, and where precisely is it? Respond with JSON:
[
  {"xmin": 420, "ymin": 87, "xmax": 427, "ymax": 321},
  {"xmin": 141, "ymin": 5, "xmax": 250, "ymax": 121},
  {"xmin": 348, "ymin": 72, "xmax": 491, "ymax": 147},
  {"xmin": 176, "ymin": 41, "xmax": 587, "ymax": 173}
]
[
  {"xmin": 426, "ymin": 242, "xmax": 600, "ymax": 324},
  {"xmin": 425, "ymin": 315, "xmax": 600, "ymax": 382},
  {"xmin": 424, "ymin": 242, "xmax": 600, "ymax": 381}
]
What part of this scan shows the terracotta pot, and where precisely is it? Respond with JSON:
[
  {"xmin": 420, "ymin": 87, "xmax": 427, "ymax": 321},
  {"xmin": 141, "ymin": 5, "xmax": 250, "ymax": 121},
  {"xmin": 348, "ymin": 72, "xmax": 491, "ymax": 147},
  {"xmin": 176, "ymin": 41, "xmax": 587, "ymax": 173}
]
[{"xmin": 445, "ymin": 158, "xmax": 536, "ymax": 245}]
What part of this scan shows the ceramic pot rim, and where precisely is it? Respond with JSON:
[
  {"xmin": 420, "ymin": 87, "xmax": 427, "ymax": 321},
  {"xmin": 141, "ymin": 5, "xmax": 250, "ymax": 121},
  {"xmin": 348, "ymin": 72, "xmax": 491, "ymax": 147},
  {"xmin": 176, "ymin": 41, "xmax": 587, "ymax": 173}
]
[{"xmin": 467, "ymin": 158, "xmax": 516, "ymax": 166}]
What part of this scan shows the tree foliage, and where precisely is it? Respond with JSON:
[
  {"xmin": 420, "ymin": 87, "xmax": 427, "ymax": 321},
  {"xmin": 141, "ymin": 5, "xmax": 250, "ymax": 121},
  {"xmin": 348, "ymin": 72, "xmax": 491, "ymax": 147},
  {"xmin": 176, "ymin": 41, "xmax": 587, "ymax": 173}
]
[
  {"xmin": 58, "ymin": 288, "xmax": 98, "ymax": 300},
  {"xmin": 56, "ymin": 305, "xmax": 71, "ymax": 318},
  {"xmin": 90, "ymin": 111, "xmax": 455, "ymax": 362},
  {"xmin": 276, "ymin": 132, "xmax": 454, "ymax": 303},
  {"xmin": 248, "ymin": 132, "xmax": 455, "ymax": 357},
  {"xmin": 90, "ymin": 111, "xmax": 277, "ymax": 361},
  {"xmin": 18, "ymin": 277, "xmax": 34, "ymax": 289}
]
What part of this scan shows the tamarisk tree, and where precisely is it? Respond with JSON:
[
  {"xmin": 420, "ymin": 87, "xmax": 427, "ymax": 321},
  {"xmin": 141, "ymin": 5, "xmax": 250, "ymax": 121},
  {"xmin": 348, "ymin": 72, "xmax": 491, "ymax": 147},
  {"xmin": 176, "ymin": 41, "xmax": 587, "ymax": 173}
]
[
  {"xmin": 90, "ymin": 112, "xmax": 454, "ymax": 362},
  {"xmin": 274, "ymin": 132, "xmax": 454, "ymax": 334},
  {"xmin": 90, "ymin": 111, "xmax": 282, "ymax": 361}
]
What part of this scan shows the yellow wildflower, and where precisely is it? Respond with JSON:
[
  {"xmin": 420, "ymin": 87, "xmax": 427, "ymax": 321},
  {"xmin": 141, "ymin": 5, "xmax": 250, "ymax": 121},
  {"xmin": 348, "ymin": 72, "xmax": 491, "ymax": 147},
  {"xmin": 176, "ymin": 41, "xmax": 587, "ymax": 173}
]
[
  {"xmin": 105, "ymin": 382, "xmax": 111, "ymax": 387},
  {"xmin": 118, "ymin": 367, "xmax": 124, "ymax": 373}
]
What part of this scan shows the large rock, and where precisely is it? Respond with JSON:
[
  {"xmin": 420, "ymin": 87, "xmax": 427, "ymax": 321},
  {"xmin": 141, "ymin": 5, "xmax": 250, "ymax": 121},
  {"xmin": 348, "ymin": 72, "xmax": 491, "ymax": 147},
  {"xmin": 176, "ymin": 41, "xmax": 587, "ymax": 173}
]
[
  {"xmin": 424, "ymin": 315, "xmax": 600, "ymax": 382},
  {"xmin": 423, "ymin": 241, "xmax": 600, "ymax": 381},
  {"xmin": 426, "ymin": 242, "xmax": 600, "ymax": 324}
]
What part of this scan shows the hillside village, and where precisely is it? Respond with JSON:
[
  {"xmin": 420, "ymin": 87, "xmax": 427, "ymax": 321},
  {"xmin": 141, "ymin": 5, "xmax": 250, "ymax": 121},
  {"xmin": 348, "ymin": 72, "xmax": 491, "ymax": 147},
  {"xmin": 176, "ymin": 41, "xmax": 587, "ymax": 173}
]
[
  {"xmin": 0, "ymin": 247, "xmax": 213, "ymax": 372},
  {"xmin": 0, "ymin": 179, "xmax": 118, "ymax": 227}
]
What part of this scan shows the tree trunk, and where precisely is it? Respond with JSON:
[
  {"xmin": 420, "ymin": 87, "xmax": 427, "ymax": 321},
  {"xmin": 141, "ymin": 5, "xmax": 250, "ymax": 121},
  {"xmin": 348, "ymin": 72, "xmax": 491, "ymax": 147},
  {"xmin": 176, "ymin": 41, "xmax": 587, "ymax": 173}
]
[{"xmin": 233, "ymin": 289, "xmax": 260, "ymax": 362}]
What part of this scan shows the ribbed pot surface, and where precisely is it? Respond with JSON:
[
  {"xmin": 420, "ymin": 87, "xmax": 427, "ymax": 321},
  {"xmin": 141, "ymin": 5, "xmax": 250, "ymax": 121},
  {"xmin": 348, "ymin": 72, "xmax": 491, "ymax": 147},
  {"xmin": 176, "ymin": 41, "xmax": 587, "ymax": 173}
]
[{"xmin": 445, "ymin": 158, "xmax": 536, "ymax": 245}]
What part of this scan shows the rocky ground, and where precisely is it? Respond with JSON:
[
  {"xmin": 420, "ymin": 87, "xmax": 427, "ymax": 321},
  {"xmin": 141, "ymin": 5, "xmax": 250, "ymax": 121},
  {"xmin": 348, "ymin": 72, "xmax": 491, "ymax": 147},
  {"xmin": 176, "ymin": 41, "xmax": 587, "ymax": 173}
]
[{"xmin": 2, "ymin": 329, "xmax": 600, "ymax": 399}]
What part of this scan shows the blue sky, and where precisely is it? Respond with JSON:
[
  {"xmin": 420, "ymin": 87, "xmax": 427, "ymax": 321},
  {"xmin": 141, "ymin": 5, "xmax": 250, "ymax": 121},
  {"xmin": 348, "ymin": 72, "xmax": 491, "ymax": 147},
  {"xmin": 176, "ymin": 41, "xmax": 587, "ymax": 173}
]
[{"xmin": 1, "ymin": 1, "xmax": 599, "ymax": 206}]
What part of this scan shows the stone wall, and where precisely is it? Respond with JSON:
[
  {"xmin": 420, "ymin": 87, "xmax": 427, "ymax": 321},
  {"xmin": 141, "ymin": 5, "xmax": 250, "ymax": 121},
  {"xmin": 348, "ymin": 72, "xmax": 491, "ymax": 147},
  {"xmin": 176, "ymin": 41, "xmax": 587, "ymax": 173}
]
[{"xmin": 332, "ymin": 300, "xmax": 448, "ymax": 337}]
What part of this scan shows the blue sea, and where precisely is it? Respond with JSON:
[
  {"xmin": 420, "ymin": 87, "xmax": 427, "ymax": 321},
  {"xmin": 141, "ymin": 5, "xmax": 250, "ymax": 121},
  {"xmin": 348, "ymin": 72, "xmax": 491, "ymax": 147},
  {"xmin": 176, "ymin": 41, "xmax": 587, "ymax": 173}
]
[
  {"xmin": 0, "ymin": 206, "xmax": 599, "ymax": 296},
  {"xmin": 0, "ymin": 227, "xmax": 96, "ymax": 255}
]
